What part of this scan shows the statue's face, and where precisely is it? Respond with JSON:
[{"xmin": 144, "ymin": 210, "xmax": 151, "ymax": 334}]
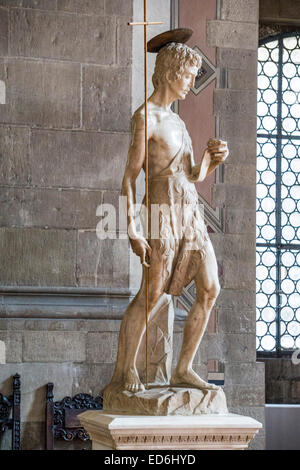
[{"xmin": 168, "ymin": 64, "xmax": 198, "ymax": 100}]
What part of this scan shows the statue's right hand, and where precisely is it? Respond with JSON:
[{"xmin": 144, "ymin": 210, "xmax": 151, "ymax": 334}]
[{"xmin": 130, "ymin": 237, "xmax": 152, "ymax": 268}]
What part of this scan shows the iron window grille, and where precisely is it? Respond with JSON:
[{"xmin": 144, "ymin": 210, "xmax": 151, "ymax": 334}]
[{"xmin": 256, "ymin": 32, "xmax": 300, "ymax": 357}]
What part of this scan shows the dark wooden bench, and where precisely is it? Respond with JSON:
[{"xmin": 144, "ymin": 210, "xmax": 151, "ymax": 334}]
[
  {"xmin": 0, "ymin": 374, "xmax": 21, "ymax": 450},
  {"xmin": 45, "ymin": 383, "xmax": 103, "ymax": 450}
]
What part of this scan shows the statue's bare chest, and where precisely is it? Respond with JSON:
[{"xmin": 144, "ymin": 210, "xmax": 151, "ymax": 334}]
[{"xmin": 149, "ymin": 113, "xmax": 185, "ymax": 160}]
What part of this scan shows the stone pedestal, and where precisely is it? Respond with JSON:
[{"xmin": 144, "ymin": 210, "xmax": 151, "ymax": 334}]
[{"xmin": 78, "ymin": 411, "xmax": 262, "ymax": 450}]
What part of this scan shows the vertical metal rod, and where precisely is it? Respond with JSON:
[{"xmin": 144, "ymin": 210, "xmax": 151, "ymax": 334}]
[
  {"xmin": 275, "ymin": 37, "xmax": 283, "ymax": 354},
  {"xmin": 128, "ymin": 2, "xmax": 162, "ymax": 390},
  {"xmin": 144, "ymin": 0, "xmax": 149, "ymax": 390}
]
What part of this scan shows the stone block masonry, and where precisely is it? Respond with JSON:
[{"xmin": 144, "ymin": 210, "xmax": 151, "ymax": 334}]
[
  {"xmin": 0, "ymin": 2, "xmax": 134, "ymax": 449},
  {"xmin": 220, "ymin": 0, "xmax": 259, "ymax": 23},
  {"xmin": 0, "ymin": 2, "xmax": 133, "ymax": 291},
  {"xmin": 30, "ymin": 130, "xmax": 130, "ymax": 189},
  {"xmin": 0, "ymin": 228, "xmax": 77, "ymax": 286},
  {"xmin": 82, "ymin": 66, "xmax": 131, "ymax": 132},
  {"xmin": 10, "ymin": 9, "xmax": 116, "ymax": 65},
  {"xmin": 0, "ymin": 7, "xmax": 8, "ymax": 57},
  {"xmin": 0, "ymin": 1, "xmax": 57, "ymax": 9},
  {"xmin": 0, "ymin": 59, "xmax": 81, "ymax": 128},
  {"xmin": 0, "ymin": 125, "xmax": 31, "ymax": 185},
  {"xmin": 207, "ymin": 20, "xmax": 258, "ymax": 50}
]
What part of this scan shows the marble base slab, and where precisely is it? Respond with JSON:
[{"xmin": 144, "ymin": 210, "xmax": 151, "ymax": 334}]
[{"xmin": 78, "ymin": 411, "xmax": 262, "ymax": 450}]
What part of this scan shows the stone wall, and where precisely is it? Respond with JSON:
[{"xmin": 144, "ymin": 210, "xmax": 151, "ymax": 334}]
[
  {"xmin": 260, "ymin": 357, "xmax": 300, "ymax": 404},
  {"xmin": 260, "ymin": 0, "xmax": 300, "ymax": 25},
  {"xmin": 0, "ymin": 0, "xmax": 133, "ymax": 450},
  {"xmin": 0, "ymin": 0, "xmax": 132, "ymax": 291}
]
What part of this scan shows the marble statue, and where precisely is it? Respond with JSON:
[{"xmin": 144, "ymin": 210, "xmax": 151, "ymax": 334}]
[{"xmin": 103, "ymin": 41, "xmax": 229, "ymax": 415}]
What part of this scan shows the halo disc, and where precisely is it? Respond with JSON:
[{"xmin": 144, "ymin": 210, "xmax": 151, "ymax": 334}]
[{"xmin": 147, "ymin": 28, "xmax": 193, "ymax": 53}]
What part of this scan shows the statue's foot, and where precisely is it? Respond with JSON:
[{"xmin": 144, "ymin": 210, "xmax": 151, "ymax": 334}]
[
  {"xmin": 124, "ymin": 368, "xmax": 145, "ymax": 393},
  {"xmin": 170, "ymin": 369, "xmax": 221, "ymax": 391}
]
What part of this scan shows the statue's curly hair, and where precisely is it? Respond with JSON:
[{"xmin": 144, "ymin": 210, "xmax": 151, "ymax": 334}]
[{"xmin": 152, "ymin": 42, "xmax": 202, "ymax": 89}]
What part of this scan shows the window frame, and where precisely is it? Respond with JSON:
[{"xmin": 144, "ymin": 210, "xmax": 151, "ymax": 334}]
[{"xmin": 256, "ymin": 31, "xmax": 300, "ymax": 359}]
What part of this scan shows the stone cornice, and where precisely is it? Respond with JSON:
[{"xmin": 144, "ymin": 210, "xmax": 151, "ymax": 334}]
[{"xmin": 0, "ymin": 286, "xmax": 137, "ymax": 319}]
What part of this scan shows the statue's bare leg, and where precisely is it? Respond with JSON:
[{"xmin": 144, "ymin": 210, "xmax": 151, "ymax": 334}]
[
  {"xmin": 170, "ymin": 238, "xmax": 221, "ymax": 391},
  {"xmin": 110, "ymin": 252, "xmax": 165, "ymax": 393}
]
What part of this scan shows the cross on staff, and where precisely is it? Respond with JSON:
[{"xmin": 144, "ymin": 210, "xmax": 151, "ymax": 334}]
[{"xmin": 128, "ymin": 1, "xmax": 163, "ymax": 391}]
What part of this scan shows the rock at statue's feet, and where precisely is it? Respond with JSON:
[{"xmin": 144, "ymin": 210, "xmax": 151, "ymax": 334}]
[
  {"xmin": 170, "ymin": 369, "xmax": 221, "ymax": 391},
  {"xmin": 103, "ymin": 383, "xmax": 228, "ymax": 416},
  {"xmin": 124, "ymin": 368, "xmax": 145, "ymax": 393}
]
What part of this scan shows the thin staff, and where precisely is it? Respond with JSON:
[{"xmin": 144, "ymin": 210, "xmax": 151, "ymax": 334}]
[{"xmin": 128, "ymin": 1, "xmax": 163, "ymax": 390}]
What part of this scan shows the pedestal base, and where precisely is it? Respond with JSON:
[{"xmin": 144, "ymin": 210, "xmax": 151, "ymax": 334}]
[{"xmin": 79, "ymin": 411, "xmax": 262, "ymax": 450}]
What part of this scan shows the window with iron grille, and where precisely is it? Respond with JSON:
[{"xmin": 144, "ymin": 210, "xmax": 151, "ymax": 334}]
[{"xmin": 256, "ymin": 33, "xmax": 300, "ymax": 355}]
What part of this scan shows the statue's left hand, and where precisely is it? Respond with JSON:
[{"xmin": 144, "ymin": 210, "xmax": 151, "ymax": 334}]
[
  {"xmin": 207, "ymin": 139, "xmax": 229, "ymax": 163},
  {"xmin": 191, "ymin": 139, "xmax": 229, "ymax": 182}
]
